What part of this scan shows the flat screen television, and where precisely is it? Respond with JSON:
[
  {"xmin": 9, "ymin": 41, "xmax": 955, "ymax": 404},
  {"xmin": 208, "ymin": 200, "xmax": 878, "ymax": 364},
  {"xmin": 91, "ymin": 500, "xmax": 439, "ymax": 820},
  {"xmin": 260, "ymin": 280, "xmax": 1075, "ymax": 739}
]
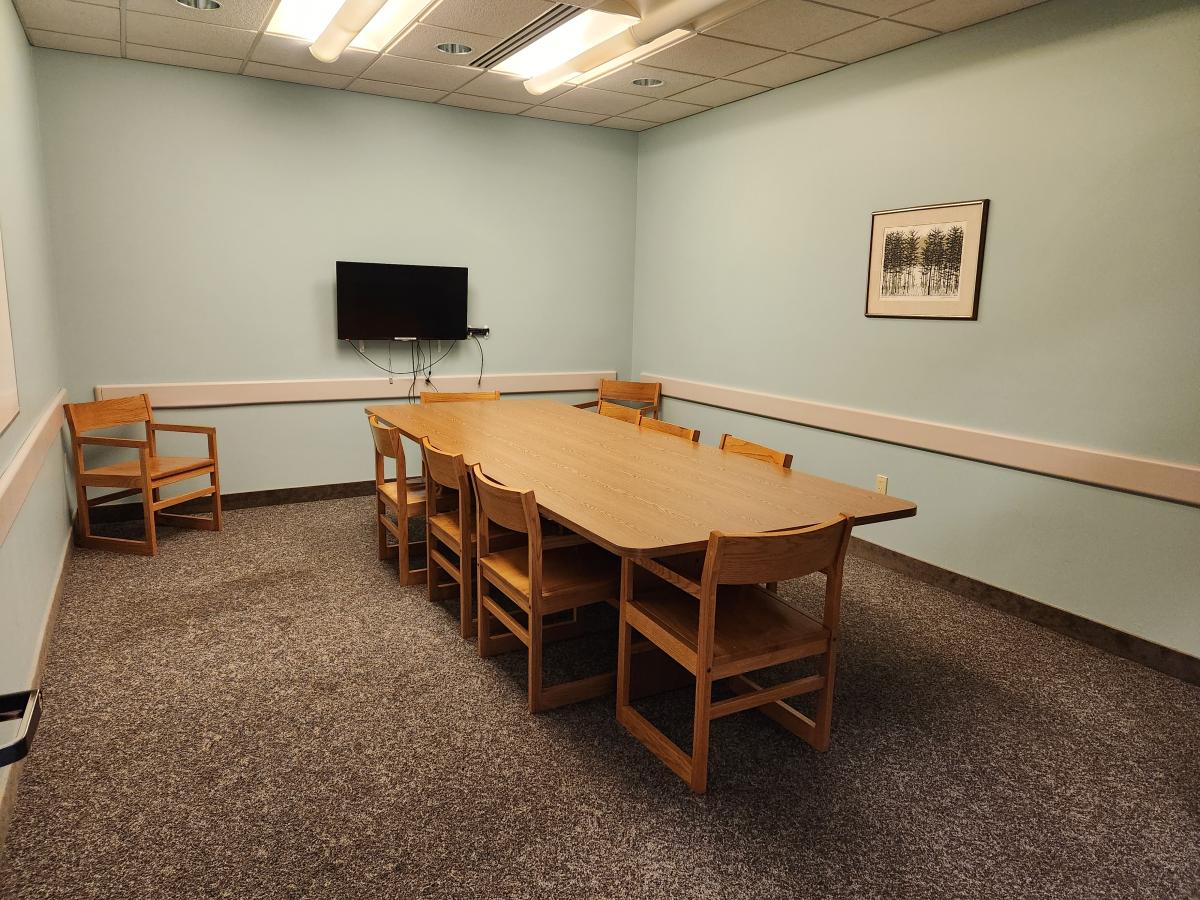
[{"xmin": 336, "ymin": 261, "xmax": 468, "ymax": 341}]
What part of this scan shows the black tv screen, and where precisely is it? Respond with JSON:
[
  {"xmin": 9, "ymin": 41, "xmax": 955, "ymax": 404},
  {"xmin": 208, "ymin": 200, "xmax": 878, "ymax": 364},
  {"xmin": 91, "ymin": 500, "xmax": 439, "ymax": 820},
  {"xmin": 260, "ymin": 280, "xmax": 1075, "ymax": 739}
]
[{"xmin": 336, "ymin": 261, "xmax": 467, "ymax": 341}]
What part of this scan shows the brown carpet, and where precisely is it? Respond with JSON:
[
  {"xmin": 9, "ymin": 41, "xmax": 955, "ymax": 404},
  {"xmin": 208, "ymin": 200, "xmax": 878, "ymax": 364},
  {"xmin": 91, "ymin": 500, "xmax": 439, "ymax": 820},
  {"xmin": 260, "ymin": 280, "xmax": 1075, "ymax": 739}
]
[{"xmin": 1, "ymin": 497, "xmax": 1197, "ymax": 899}]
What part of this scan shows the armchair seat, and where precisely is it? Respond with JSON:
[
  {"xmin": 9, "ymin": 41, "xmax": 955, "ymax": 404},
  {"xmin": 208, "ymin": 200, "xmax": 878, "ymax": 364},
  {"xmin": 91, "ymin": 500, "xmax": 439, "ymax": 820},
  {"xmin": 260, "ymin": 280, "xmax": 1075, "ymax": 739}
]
[{"xmin": 83, "ymin": 455, "xmax": 214, "ymax": 485}]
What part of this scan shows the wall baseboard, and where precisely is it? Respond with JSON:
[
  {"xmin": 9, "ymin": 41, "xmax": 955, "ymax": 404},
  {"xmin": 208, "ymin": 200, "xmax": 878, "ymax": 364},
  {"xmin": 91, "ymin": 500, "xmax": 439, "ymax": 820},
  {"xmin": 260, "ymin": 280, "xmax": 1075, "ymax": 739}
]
[
  {"xmin": 86, "ymin": 483, "xmax": 1199, "ymax": 686},
  {"xmin": 94, "ymin": 370, "xmax": 615, "ymax": 408},
  {"xmin": 850, "ymin": 537, "xmax": 1198, "ymax": 686},
  {"xmin": 88, "ymin": 480, "xmax": 377, "ymax": 523},
  {"xmin": 646, "ymin": 373, "xmax": 1200, "ymax": 507},
  {"xmin": 0, "ymin": 534, "xmax": 72, "ymax": 854}
]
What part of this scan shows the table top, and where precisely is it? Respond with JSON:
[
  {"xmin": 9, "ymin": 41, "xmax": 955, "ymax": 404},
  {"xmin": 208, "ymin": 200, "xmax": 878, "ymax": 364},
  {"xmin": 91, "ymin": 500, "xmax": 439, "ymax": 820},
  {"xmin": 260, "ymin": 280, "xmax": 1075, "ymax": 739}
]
[{"xmin": 366, "ymin": 399, "xmax": 916, "ymax": 558}]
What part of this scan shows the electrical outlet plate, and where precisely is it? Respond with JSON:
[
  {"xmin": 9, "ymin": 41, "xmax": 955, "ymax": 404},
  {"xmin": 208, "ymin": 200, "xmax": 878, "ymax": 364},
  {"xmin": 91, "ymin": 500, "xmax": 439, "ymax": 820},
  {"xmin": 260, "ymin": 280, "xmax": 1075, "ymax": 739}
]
[{"xmin": 875, "ymin": 474, "xmax": 889, "ymax": 495}]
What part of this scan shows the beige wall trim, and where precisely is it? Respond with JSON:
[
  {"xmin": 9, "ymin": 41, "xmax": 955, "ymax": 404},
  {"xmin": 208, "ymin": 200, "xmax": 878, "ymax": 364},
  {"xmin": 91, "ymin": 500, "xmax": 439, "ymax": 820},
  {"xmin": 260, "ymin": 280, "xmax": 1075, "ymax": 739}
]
[
  {"xmin": 0, "ymin": 389, "xmax": 67, "ymax": 546},
  {"xmin": 645, "ymin": 373, "xmax": 1200, "ymax": 507},
  {"xmin": 94, "ymin": 371, "xmax": 616, "ymax": 408}
]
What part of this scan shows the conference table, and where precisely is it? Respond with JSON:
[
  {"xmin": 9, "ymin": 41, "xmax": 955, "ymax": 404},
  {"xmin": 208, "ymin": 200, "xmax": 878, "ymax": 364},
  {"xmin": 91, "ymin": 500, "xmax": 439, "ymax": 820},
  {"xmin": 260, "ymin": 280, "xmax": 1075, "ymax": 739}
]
[{"xmin": 364, "ymin": 399, "xmax": 917, "ymax": 556}]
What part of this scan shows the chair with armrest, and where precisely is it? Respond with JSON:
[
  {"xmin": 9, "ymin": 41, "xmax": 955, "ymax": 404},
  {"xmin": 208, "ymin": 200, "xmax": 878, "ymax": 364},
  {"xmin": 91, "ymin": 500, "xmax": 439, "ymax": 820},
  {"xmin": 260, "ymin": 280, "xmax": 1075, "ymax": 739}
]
[
  {"xmin": 616, "ymin": 515, "xmax": 854, "ymax": 793},
  {"xmin": 367, "ymin": 414, "xmax": 427, "ymax": 585},
  {"xmin": 472, "ymin": 465, "xmax": 620, "ymax": 712},
  {"xmin": 575, "ymin": 379, "xmax": 661, "ymax": 419},
  {"xmin": 64, "ymin": 394, "xmax": 221, "ymax": 556}
]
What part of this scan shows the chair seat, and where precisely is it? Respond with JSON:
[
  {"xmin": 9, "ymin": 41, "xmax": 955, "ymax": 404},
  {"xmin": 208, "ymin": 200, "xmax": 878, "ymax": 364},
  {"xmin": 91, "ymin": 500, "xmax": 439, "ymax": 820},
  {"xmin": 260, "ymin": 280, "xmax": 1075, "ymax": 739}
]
[
  {"xmin": 83, "ymin": 455, "xmax": 213, "ymax": 485},
  {"xmin": 628, "ymin": 584, "xmax": 829, "ymax": 679},
  {"xmin": 378, "ymin": 480, "xmax": 426, "ymax": 514},
  {"xmin": 481, "ymin": 543, "xmax": 619, "ymax": 612},
  {"xmin": 427, "ymin": 511, "xmax": 463, "ymax": 547}
]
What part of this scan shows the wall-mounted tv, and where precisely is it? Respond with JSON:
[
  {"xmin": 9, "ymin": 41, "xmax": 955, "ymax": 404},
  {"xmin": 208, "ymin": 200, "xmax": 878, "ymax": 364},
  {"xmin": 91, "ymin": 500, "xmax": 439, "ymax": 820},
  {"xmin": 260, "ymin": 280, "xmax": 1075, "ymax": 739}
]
[{"xmin": 336, "ymin": 261, "xmax": 467, "ymax": 341}]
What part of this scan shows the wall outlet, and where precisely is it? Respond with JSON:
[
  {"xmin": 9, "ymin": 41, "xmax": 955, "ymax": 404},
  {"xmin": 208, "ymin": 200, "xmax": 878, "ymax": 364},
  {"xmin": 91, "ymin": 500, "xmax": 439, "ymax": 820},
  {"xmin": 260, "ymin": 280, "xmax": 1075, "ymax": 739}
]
[{"xmin": 875, "ymin": 474, "xmax": 889, "ymax": 494}]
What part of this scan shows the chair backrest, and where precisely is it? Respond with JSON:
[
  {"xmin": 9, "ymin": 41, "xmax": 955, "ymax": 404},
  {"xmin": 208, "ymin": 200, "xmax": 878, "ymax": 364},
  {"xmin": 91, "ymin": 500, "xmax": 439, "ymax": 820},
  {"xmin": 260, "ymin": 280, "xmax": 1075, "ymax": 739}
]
[
  {"xmin": 718, "ymin": 433, "xmax": 793, "ymax": 469},
  {"xmin": 421, "ymin": 437, "xmax": 472, "ymax": 532},
  {"xmin": 64, "ymin": 395, "xmax": 152, "ymax": 438},
  {"xmin": 367, "ymin": 414, "xmax": 407, "ymax": 489},
  {"xmin": 598, "ymin": 379, "xmax": 661, "ymax": 415},
  {"xmin": 471, "ymin": 465, "xmax": 543, "ymax": 596},
  {"xmin": 640, "ymin": 417, "xmax": 699, "ymax": 442},
  {"xmin": 704, "ymin": 517, "xmax": 852, "ymax": 587},
  {"xmin": 421, "ymin": 436, "xmax": 469, "ymax": 493},
  {"xmin": 420, "ymin": 391, "xmax": 501, "ymax": 403},
  {"xmin": 598, "ymin": 400, "xmax": 643, "ymax": 424}
]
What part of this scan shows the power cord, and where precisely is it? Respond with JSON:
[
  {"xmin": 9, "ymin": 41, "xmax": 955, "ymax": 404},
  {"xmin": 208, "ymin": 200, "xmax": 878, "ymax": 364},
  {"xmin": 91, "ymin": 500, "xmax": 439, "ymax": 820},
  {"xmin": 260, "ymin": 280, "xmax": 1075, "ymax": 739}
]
[{"xmin": 471, "ymin": 334, "xmax": 485, "ymax": 386}]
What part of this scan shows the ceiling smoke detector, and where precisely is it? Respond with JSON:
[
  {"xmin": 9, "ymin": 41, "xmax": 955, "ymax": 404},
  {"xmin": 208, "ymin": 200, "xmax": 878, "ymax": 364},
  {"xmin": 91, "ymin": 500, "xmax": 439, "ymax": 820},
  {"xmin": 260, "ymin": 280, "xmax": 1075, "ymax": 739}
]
[
  {"xmin": 437, "ymin": 42, "xmax": 474, "ymax": 55},
  {"xmin": 632, "ymin": 77, "xmax": 664, "ymax": 87}
]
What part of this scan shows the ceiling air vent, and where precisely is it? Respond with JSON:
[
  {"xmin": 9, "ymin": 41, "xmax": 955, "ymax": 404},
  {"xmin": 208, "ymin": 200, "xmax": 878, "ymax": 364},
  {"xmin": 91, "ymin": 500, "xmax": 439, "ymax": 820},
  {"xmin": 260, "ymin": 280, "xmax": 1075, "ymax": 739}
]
[{"xmin": 471, "ymin": 3, "xmax": 583, "ymax": 70}]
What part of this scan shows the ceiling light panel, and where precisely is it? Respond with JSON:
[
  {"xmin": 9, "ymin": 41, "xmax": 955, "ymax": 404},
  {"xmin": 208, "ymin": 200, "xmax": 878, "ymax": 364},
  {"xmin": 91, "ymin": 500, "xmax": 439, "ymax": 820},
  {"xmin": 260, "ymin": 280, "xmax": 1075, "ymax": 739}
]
[
  {"xmin": 266, "ymin": 0, "xmax": 427, "ymax": 53},
  {"xmin": 493, "ymin": 9, "xmax": 638, "ymax": 79}
]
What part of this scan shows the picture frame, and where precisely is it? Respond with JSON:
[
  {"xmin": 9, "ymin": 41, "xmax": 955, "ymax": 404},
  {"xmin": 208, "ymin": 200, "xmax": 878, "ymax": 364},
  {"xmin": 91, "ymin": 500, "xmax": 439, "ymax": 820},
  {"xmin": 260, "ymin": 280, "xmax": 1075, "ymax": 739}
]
[
  {"xmin": 0, "ymin": 228, "xmax": 19, "ymax": 434},
  {"xmin": 865, "ymin": 199, "xmax": 989, "ymax": 320}
]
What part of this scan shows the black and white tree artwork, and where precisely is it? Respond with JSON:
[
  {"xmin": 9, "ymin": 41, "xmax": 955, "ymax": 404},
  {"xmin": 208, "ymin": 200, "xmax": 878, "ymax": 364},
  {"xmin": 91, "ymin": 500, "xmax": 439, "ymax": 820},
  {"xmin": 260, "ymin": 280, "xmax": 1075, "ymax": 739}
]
[{"xmin": 880, "ymin": 222, "xmax": 966, "ymax": 298}]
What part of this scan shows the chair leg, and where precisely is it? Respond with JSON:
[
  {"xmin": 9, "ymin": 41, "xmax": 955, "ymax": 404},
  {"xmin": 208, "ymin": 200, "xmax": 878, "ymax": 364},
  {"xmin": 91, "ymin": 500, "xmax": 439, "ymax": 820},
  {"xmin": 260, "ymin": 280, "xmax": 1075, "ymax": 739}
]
[
  {"xmin": 478, "ymin": 575, "xmax": 493, "ymax": 659},
  {"xmin": 616, "ymin": 560, "xmax": 634, "ymax": 709},
  {"xmin": 527, "ymin": 608, "xmax": 543, "ymax": 712},
  {"xmin": 141, "ymin": 484, "xmax": 158, "ymax": 557},
  {"xmin": 459, "ymin": 545, "xmax": 476, "ymax": 640},
  {"xmin": 689, "ymin": 671, "xmax": 713, "ymax": 793},
  {"xmin": 73, "ymin": 482, "xmax": 91, "ymax": 546},
  {"xmin": 210, "ymin": 466, "xmax": 223, "ymax": 531},
  {"xmin": 811, "ymin": 639, "xmax": 838, "ymax": 752},
  {"xmin": 377, "ymin": 499, "xmax": 392, "ymax": 562}
]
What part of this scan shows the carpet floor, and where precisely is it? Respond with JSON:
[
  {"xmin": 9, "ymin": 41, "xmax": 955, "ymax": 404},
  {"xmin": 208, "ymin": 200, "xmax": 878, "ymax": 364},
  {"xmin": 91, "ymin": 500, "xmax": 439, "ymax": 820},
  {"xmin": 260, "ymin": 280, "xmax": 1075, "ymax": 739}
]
[{"xmin": 1, "ymin": 497, "xmax": 1197, "ymax": 899}]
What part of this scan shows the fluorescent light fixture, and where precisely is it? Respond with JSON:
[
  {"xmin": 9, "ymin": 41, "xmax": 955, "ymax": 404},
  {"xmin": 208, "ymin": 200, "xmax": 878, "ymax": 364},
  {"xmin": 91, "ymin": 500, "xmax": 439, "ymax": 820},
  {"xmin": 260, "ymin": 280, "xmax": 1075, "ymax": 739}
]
[
  {"xmin": 266, "ymin": 0, "xmax": 427, "ymax": 57},
  {"xmin": 493, "ymin": 9, "xmax": 638, "ymax": 79},
  {"xmin": 571, "ymin": 29, "xmax": 691, "ymax": 85}
]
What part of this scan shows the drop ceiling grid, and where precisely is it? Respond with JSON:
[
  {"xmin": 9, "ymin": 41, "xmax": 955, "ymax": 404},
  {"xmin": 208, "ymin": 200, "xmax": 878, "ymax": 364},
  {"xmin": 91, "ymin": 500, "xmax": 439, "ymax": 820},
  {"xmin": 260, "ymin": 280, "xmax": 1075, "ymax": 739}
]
[{"xmin": 12, "ymin": 0, "xmax": 1053, "ymax": 130}]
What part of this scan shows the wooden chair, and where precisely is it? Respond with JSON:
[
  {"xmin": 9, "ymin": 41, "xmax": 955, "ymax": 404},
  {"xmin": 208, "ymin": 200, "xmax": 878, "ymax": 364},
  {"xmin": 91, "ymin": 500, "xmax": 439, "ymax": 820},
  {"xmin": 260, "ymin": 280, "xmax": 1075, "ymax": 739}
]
[
  {"xmin": 367, "ymin": 414, "xmax": 427, "ymax": 585},
  {"xmin": 718, "ymin": 433, "xmax": 793, "ymax": 469},
  {"xmin": 421, "ymin": 437, "xmax": 481, "ymax": 639},
  {"xmin": 616, "ymin": 515, "xmax": 854, "ymax": 793},
  {"xmin": 472, "ymin": 465, "xmax": 620, "ymax": 712},
  {"xmin": 641, "ymin": 417, "xmax": 699, "ymax": 442},
  {"xmin": 420, "ymin": 391, "xmax": 500, "ymax": 403},
  {"xmin": 65, "ymin": 394, "xmax": 221, "ymax": 556},
  {"xmin": 575, "ymin": 379, "xmax": 661, "ymax": 419},
  {"xmin": 598, "ymin": 400, "xmax": 643, "ymax": 425}
]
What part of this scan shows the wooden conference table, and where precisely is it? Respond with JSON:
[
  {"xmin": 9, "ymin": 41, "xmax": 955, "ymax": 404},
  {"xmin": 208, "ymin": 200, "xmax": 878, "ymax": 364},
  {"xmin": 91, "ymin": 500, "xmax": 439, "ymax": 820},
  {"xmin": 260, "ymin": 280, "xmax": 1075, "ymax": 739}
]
[{"xmin": 365, "ymin": 399, "xmax": 916, "ymax": 556}]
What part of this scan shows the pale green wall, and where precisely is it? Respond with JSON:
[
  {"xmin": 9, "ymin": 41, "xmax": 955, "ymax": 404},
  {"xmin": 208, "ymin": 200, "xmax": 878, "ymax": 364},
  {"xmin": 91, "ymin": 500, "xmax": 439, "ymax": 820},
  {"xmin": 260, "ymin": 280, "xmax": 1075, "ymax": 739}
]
[
  {"xmin": 33, "ymin": 51, "xmax": 638, "ymax": 491},
  {"xmin": 0, "ymin": 0, "xmax": 71, "ymax": 691},
  {"xmin": 632, "ymin": 0, "xmax": 1200, "ymax": 656}
]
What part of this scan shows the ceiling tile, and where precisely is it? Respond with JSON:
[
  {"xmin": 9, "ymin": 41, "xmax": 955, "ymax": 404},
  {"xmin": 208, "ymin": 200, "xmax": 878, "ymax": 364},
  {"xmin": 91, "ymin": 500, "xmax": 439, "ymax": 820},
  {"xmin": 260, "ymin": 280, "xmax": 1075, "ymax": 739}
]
[
  {"xmin": 894, "ymin": 0, "xmax": 1048, "ymax": 33},
  {"xmin": 126, "ymin": 0, "xmax": 273, "ymax": 31},
  {"xmin": 439, "ymin": 93, "xmax": 531, "ymax": 114},
  {"xmin": 458, "ymin": 70, "xmax": 569, "ymax": 103},
  {"xmin": 543, "ymin": 87, "xmax": 652, "ymax": 116},
  {"xmin": 27, "ymin": 29, "xmax": 120, "ymax": 56},
  {"xmin": 253, "ymin": 34, "xmax": 376, "ymax": 77},
  {"xmin": 822, "ymin": 0, "xmax": 925, "ymax": 14},
  {"xmin": 520, "ymin": 107, "xmax": 606, "ymax": 125},
  {"xmin": 582, "ymin": 64, "xmax": 710, "ymax": 100},
  {"xmin": 625, "ymin": 99, "xmax": 708, "ymax": 124},
  {"xmin": 388, "ymin": 23, "xmax": 496, "ymax": 65},
  {"xmin": 640, "ymin": 34, "xmax": 780, "ymax": 78},
  {"xmin": 349, "ymin": 80, "xmax": 447, "ymax": 102},
  {"xmin": 667, "ymin": 79, "xmax": 766, "ymax": 107},
  {"xmin": 420, "ymin": 0, "xmax": 553, "ymax": 38},
  {"xmin": 361, "ymin": 55, "xmax": 478, "ymax": 91},
  {"xmin": 702, "ymin": 0, "xmax": 873, "ymax": 52},
  {"xmin": 125, "ymin": 11, "xmax": 255, "ymax": 59},
  {"xmin": 126, "ymin": 44, "xmax": 244, "ymax": 74},
  {"xmin": 801, "ymin": 19, "xmax": 937, "ymax": 63},
  {"xmin": 595, "ymin": 117, "xmax": 656, "ymax": 132},
  {"xmin": 727, "ymin": 53, "xmax": 841, "ymax": 87},
  {"xmin": 244, "ymin": 63, "xmax": 353, "ymax": 89},
  {"xmin": 14, "ymin": 0, "xmax": 119, "ymax": 40}
]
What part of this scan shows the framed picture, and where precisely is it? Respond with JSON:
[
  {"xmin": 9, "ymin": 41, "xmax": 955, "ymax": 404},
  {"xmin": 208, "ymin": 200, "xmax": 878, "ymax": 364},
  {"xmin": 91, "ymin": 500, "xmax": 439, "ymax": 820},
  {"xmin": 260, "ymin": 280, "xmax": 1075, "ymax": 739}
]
[
  {"xmin": 0, "ymin": 228, "xmax": 18, "ymax": 434},
  {"xmin": 865, "ymin": 199, "xmax": 989, "ymax": 319}
]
